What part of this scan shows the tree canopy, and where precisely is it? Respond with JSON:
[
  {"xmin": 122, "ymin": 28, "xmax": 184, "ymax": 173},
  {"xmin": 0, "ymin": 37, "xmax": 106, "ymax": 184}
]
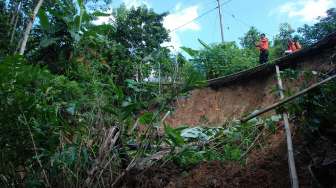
[
  {"xmin": 239, "ymin": 26, "xmax": 261, "ymax": 49},
  {"xmin": 298, "ymin": 8, "xmax": 336, "ymax": 45}
]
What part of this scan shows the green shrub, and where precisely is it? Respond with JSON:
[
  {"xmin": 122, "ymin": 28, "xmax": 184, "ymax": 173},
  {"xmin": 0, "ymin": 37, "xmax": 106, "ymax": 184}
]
[{"xmin": 0, "ymin": 55, "xmax": 123, "ymax": 186}]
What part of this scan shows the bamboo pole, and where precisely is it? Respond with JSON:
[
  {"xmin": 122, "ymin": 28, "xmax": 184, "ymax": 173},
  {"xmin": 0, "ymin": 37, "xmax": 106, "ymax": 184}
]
[
  {"xmin": 275, "ymin": 65, "xmax": 299, "ymax": 188},
  {"xmin": 241, "ymin": 73, "xmax": 336, "ymax": 122}
]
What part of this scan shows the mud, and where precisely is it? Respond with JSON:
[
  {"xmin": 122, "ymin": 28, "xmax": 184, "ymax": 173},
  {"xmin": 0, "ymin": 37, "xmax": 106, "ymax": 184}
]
[
  {"xmin": 122, "ymin": 49, "xmax": 336, "ymax": 187},
  {"xmin": 165, "ymin": 76, "xmax": 277, "ymax": 127},
  {"xmin": 122, "ymin": 129, "xmax": 314, "ymax": 188},
  {"xmin": 165, "ymin": 48, "xmax": 335, "ymax": 128}
]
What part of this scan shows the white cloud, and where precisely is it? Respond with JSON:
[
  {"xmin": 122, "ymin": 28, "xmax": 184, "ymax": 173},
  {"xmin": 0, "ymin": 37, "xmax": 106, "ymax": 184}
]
[
  {"xmin": 162, "ymin": 31, "xmax": 182, "ymax": 52},
  {"xmin": 163, "ymin": 6, "xmax": 201, "ymax": 32},
  {"xmin": 93, "ymin": 15, "xmax": 115, "ymax": 25},
  {"xmin": 277, "ymin": 0, "xmax": 335, "ymax": 22},
  {"xmin": 123, "ymin": 0, "xmax": 150, "ymax": 9},
  {"xmin": 92, "ymin": 9, "xmax": 116, "ymax": 25},
  {"xmin": 163, "ymin": 5, "xmax": 201, "ymax": 51},
  {"xmin": 92, "ymin": 0, "xmax": 149, "ymax": 25},
  {"xmin": 175, "ymin": 2, "xmax": 183, "ymax": 11}
]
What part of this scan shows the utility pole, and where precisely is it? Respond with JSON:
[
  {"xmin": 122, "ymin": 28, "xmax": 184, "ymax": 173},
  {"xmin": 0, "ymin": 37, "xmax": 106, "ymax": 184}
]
[{"xmin": 216, "ymin": 0, "xmax": 224, "ymax": 43}]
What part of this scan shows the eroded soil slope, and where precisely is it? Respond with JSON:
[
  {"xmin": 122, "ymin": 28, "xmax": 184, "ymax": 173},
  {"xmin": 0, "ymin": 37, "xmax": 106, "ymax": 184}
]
[
  {"xmin": 165, "ymin": 76, "xmax": 277, "ymax": 127},
  {"xmin": 123, "ymin": 49, "xmax": 336, "ymax": 188},
  {"xmin": 165, "ymin": 49, "xmax": 335, "ymax": 128}
]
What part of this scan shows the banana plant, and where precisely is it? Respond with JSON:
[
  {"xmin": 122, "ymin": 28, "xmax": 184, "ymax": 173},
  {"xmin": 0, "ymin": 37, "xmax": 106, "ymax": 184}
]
[{"xmin": 37, "ymin": 0, "xmax": 110, "ymax": 48}]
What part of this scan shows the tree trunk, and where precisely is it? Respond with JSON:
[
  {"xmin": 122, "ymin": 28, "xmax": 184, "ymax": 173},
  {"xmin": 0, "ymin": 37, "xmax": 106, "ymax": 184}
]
[
  {"xmin": 10, "ymin": 3, "xmax": 21, "ymax": 47},
  {"xmin": 8, "ymin": 1, "xmax": 19, "ymax": 27},
  {"xmin": 18, "ymin": 0, "xmax": 44, "ymax": 55},
  {"xmin": 10, "ymin": 14, "xmax": 19, "ymax": 46}
]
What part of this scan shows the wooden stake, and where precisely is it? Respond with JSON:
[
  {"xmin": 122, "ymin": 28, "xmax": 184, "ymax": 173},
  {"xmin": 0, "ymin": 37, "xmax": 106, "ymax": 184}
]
[
  {"xmin": 241, "ymin": 73, "xmax": 336, "ymax": 122},
  {"xmin": 275, "ymin": 65, "xmax": 299, "ymax": 188}
]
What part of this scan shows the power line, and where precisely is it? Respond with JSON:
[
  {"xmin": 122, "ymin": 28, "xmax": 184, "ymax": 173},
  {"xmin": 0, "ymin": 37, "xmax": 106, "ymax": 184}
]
[
  {"xmin": 220, "ymin": 0, "xmax": 233, "ymax": 7},
  {"xmin": 167, "ymin": 0, "xmax": 217, "ymax": 18},
  {"xmin": 170, "ymin": 7, "xmax": 218, "ymax": 32},
  {"xmin": 223, "ymin": 4, "xmax": 273, "ymax": 37},
  {"xmin": 170, "ymin": 0, "xmax": 234, "ymax": 33},
  {"xmin": 223, "ymin": 10, "xmax": 251, "ymax": 29}
]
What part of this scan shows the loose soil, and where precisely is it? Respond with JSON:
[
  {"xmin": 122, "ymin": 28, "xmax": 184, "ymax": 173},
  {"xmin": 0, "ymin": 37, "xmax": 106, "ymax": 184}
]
[
  {"xmin": 164, "ymin": 48, "xmax": 335, "ymax": 128},
  {"xmin": 165, "ymin": 76, "xmax": 278, "ymax": 128},
  {"xmin": 122, "ymin": 129, "xmax": 315, "ymax": 188},
  {"xmin": 123, "ymin": 49, "xmax": 336, "ymax": 187}
]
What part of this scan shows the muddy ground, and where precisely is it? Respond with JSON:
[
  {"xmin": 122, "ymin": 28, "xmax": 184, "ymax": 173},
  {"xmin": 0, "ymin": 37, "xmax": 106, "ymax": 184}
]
[
  {"xmin": 124, "ymin": 49, "xmax": 336, "ymax": 187},
  {"xmin": 121, "ymin": 129, "xmax": 319, "ymax": 188},
  {"xmin": 164, "ymin": 75, "xmax": 277, "ymax": 127},
  {"xmin": 164, "ymin": 48, "xmax": 335, "ymax": 128},
  {"xmin": 122, "ymin": 119, "xmax": 336, "ymax": 188}
]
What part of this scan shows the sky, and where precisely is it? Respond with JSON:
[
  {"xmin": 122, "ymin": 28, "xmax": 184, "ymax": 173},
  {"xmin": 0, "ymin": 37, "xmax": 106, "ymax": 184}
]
[{"xmin": 94, "ymin": 0, "xmax": 336, "ymax": 51}]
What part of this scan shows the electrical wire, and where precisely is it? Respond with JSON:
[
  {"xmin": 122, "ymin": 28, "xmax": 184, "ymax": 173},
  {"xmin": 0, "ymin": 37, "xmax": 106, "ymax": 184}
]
[
  {"xmin": 170, "ymin": 7, "xmax": 218, "ymax": 32},
  {"xmin": 167, "ymin": 0, "xmax": 217, "ymax": 17},
  {"xmin": 224, "ymin": 4, "xmax": 273, "ymax": 37},
  {"xmin": 223, "ymin": 7, "xmax": 252, "ymax": 29},
  {"xmin": 220, "ymin": 0, "xmax": 233, "ymax": 7},
  {"xmin": 170, "ymin": 0, "xmax": 234, "ymax": 32}
]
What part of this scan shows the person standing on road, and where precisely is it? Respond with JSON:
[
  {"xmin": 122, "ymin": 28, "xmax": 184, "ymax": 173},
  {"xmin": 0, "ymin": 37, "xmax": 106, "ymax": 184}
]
[{"xmin": 256, "ymin": 33, "xmax": 269, "ymax": 64}]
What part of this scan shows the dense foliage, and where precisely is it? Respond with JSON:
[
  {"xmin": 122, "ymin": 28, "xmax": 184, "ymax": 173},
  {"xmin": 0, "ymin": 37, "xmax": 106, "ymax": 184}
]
[
  {"xmin": 283, "ymin": 68, "xmax": 336, "ymax": 140},
  {"xmin": 298, "ymin": 8, "xmax": 336, "ymax": 45},
  {"xmin": 282, "ymin": 67, "xmax": 336, "ymax": 187},
  {"xmin": 182, "ymin": 40, "xmax": 258, "ymax": 79},
  {"xmin": 239, "ymin": 26, "xmax": 261, "ymax": 50},
  {"xmin": 164, "ymin": 116, "xmax": 280, "ymax": 167},
  {"xmin": 0, "ymin": 1, "xmax": 179, "ymax": 186}
]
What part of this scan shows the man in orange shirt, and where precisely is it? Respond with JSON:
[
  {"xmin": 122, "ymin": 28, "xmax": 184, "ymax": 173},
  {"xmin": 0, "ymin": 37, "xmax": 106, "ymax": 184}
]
[
  {"xmin": 285, "ymin": 37, "xmax": 302, "ymax": 55},
  {"xmin": 256, "ymin": 33, "xmax": 269, "ymax": 64},
  {"xmin": 287, "ymin": 38, "xmax": 297, "ymax": 53},
  {"xmin": 293, "ymin": 36, "xmax": 302, "ymax": 51}
]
